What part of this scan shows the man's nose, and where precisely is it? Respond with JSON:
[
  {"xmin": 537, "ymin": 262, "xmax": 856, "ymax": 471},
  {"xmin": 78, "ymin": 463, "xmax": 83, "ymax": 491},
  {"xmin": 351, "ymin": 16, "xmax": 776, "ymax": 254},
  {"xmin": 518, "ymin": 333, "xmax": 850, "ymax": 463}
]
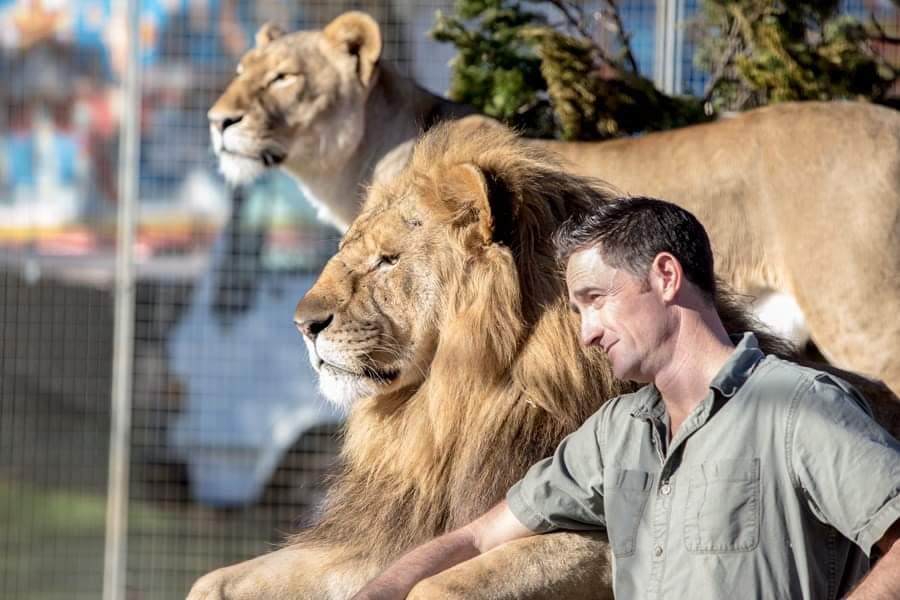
[{"xmin": 580, "ymin": 318, "xmax": 605, "ymax": 348}]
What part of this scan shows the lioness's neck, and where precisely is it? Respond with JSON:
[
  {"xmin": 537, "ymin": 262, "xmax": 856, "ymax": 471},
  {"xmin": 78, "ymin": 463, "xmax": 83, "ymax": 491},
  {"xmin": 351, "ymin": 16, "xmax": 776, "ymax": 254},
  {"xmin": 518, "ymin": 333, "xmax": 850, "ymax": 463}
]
[{"xmin": 282, "ymin": 65, "xmax": 462, "ymax": 232}]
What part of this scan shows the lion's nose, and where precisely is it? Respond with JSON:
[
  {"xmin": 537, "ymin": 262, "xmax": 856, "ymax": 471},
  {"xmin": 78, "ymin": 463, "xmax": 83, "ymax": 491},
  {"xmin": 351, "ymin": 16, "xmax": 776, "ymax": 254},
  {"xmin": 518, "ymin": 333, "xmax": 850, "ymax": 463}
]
[{"xmin": 294, "ymin": 314, "xmax": 334, "ymax": 342}]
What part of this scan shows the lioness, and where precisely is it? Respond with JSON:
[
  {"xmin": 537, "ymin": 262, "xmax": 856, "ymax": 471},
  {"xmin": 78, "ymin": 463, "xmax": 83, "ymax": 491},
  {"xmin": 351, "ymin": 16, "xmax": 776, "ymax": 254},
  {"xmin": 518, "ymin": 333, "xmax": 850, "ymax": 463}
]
[
  {"xmin": 189, "ymin": 120, "xmax": 900, "ymax": 600},
  {"xmin": 208, "ymin": 12, "xmax": 900, "ymax": 395}
]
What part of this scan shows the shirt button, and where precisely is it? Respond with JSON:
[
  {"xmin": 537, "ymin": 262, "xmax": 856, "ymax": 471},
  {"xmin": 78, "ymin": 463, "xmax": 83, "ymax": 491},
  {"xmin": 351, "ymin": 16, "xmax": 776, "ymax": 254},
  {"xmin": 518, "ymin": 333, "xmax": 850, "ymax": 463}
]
[
  {"xmin": 660, "ymin": 482, "xmax": 672, "ymax": 496},
  {"xmin": 654, "ymin": 545, "xmax": 663, "ymax": 557}
]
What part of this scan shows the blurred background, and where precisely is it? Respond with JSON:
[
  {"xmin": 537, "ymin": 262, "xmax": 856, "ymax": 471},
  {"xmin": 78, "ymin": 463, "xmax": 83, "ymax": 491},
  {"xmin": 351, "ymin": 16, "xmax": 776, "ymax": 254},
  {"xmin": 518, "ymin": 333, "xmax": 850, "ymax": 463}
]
[{"xmin": 0, "ymin": 1, "xmax": 897, "ymax": 599}]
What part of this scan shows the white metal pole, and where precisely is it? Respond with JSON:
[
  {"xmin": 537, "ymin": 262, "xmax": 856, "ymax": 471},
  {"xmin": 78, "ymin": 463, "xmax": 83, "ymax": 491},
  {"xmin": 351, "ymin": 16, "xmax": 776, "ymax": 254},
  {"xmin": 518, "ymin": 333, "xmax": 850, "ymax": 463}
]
[
  {"xmin": 102, "ymin": 0, "xmax": 141, "ymax": 598},
  {"xmin": 654, "ymin": 0, "xmax": 680, "ymax": 95}
]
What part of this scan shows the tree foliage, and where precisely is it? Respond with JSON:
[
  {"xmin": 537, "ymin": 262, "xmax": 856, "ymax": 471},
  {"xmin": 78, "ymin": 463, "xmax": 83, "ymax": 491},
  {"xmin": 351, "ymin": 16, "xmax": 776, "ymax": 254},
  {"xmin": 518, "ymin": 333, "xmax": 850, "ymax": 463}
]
[
  {"xmin": 431, "ymin": 0, "xmax": 709, "ymax": 139},
  {"xmin": 432, "ymin": 0, "xmax": 898, "ymax": 140},
  {"xmin": 696, "ymin": 0, "xmax": 898, "ymax": 111}
]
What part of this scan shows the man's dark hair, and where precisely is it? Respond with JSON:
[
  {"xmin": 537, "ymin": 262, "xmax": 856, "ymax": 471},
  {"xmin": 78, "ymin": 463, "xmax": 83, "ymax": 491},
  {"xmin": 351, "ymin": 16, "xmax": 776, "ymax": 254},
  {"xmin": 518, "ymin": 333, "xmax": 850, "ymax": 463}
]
[{"xmin": 553, "ymin": 197, "xmax": 716, "ymax": 300}]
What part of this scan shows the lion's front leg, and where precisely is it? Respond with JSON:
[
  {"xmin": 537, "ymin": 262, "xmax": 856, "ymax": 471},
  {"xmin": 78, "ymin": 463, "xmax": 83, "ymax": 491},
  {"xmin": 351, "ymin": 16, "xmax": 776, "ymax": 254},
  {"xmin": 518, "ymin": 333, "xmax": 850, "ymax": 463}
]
[
  {"xmin": 408, "ymin": 531, "xmax": 613, "ymax": 600},
  {"xmin": 186, "ymin": 544, "xmax": 376, "ymax": 600}
]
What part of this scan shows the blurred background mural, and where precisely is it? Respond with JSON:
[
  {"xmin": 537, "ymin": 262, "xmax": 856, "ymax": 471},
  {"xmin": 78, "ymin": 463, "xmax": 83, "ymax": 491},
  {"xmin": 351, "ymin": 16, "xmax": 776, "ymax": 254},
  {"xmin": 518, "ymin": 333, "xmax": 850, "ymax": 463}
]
[{"xmin": 0, "ymin": 1, "xmax": 896, "ymax": 599}]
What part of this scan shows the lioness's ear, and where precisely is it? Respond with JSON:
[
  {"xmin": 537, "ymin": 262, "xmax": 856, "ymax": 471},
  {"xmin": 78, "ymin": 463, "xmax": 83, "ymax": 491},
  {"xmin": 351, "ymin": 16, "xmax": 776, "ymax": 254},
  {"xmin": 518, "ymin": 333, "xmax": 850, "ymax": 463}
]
[
  {"xmin": 255, "ymin": 22, "xmax": 284, "ymax": 48},
  {"xmin": 442, "ymin": 163, "xmax": 517, "ymax": 248},
  {"xmin": 323, "ymin": 11, "xmax": 382, "ymax": 86}
]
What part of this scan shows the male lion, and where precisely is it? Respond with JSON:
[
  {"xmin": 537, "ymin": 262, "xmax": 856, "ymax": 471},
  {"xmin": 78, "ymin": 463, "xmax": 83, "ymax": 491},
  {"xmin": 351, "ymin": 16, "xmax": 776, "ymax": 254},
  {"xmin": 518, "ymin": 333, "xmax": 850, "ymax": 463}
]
[
  {"xmin": 208, "ymin": 12, "xmax": 900, "ymax": 395},
  {"xmin": 189, "ymin": 120, "xmax": 900, "ymax": 600}
]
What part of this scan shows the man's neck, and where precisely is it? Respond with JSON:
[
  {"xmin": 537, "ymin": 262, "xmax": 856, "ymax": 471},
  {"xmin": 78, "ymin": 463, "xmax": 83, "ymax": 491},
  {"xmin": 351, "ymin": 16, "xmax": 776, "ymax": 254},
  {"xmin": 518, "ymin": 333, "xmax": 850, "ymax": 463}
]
[{"xmin": 652, "ymin": 307, "xmax": 735, "ymax": 437}]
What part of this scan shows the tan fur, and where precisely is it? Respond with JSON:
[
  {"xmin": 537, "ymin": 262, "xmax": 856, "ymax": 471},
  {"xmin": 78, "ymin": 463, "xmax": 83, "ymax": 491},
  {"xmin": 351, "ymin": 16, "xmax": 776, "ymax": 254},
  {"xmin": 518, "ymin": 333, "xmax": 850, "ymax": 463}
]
[
  {"xmin": 207, "ymin": 12, "xmax": 475, "ymax": 231},
  {"xmin": 187, "ymin": 121, "xmax": 900, "ymax": 600},
  {"xmin": 208, "ymin": 14, "xmax": 900, "ymax": 395}
]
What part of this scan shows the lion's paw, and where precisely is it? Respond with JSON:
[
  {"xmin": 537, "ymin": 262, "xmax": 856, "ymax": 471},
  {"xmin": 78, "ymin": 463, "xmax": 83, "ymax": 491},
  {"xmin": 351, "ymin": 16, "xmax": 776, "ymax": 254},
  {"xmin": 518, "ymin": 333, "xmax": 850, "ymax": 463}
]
[{"xmin": 185, "ymin": 563, "xmax": 267, "ymax": 600}]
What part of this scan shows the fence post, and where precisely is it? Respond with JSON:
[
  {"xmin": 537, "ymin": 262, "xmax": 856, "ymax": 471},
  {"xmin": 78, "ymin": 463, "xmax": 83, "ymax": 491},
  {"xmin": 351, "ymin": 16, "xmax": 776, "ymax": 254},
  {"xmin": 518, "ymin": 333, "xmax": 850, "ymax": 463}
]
[
  {"xmin": 654, "ymin": 0, "xmax": 684, "ymax": 95},
  {"xmin": 102, "ymin": 0, "xmax": 142, "ymax": 598}
]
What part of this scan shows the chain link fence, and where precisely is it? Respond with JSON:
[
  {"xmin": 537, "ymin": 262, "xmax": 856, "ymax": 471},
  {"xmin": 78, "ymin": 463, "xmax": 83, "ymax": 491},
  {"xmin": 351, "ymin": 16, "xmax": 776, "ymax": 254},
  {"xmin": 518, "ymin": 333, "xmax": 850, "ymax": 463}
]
[{"xmin": 0, "ymin": 1, "xmax": 896, "ymax": 599}]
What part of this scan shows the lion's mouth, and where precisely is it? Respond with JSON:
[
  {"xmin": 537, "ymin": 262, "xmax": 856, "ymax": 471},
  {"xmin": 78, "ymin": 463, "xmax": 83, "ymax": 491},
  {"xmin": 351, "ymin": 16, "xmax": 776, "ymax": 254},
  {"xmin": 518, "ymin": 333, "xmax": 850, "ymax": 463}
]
[{"xmin": 320, "ymin": 360, "xmax": 400, "ymax": 384}]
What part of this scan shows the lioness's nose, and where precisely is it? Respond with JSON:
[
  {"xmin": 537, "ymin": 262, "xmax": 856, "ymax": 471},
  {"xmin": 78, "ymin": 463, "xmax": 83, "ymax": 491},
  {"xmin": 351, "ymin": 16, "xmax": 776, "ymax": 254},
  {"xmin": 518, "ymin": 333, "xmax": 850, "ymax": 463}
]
[
  {"xmin": 294, "ymin": 314, "xmax": 333, "ymax": 342},
  {"xmin": 208, "ymin": 111, "xmax": 244, "ymax": 132}
]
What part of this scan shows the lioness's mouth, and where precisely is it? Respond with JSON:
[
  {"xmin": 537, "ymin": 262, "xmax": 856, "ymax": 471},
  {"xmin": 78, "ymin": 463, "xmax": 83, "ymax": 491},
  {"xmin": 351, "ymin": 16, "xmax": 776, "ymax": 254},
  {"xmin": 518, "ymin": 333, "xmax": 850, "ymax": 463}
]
[
  {"xmin": 220, "ymin": 147, "xmax": 286, "ymax": 167},
  {"xmin": 260, "ymin": 149, "xmax": 286, "ymax": 167}
]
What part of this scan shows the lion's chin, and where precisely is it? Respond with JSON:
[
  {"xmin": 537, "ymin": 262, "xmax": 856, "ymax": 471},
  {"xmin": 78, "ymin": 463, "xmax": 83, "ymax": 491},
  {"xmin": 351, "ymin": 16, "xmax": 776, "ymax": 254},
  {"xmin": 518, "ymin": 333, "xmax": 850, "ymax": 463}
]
[{"xmin": 317, "ymin": 366, "xmax": 381, "ymax": 411}]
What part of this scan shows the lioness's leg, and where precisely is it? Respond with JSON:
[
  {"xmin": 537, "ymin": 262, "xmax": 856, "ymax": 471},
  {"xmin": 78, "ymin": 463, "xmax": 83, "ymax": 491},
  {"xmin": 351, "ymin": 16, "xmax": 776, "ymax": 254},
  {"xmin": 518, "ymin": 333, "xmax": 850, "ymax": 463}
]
[
  {"xmin": 408, "ymin": 531, "xmax": 613, "ymax": 600},
  {"xmin": 186, "ymin": 544, "xmax": 375, "ymax": 600}
]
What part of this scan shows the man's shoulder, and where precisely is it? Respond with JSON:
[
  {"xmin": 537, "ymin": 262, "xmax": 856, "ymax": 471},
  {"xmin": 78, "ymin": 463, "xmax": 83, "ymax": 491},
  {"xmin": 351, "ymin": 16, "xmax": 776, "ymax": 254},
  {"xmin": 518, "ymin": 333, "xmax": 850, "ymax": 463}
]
[{"xmin": 752, "ymin": 355, "xmax": 872, "ymax": 416}]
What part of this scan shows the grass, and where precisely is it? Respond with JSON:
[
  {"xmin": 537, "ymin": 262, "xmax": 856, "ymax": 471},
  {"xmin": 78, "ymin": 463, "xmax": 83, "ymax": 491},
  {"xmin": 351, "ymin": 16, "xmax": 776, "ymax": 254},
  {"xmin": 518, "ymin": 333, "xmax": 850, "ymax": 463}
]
[{"xmin": 0, "ymin": 478, "xmax": 299, "ymax": 600}]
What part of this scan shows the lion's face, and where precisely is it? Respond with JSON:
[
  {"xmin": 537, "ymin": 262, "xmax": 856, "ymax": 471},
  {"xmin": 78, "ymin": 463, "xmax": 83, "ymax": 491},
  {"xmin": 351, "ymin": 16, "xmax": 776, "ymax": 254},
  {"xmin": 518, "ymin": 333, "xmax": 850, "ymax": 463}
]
[
  {"xmin": 208, "ymin": 13, "xmax": 382, "ymax": 185},
  {"xmin": 293, "ymin": 181, "xmax": 453, "ymax": 409}
]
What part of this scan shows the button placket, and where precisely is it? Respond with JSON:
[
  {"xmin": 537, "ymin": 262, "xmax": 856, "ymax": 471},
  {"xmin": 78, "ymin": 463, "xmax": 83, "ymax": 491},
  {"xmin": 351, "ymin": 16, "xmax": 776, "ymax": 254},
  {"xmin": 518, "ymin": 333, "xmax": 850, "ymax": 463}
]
[{"xmin": 646, "ymin": 471, "xmax": 675, "ymax": 599}]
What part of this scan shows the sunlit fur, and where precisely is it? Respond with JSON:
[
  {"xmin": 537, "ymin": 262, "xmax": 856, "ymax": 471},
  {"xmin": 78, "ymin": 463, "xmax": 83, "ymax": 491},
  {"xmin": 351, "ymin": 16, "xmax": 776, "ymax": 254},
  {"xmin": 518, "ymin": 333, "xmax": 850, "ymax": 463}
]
[
  {"xmin": 188, "ymin": 118, "xmax": 900, "ymax": 600},
  {"xmin": 288, "ymin": 120, "xmax": 816, "ymax": 568}
]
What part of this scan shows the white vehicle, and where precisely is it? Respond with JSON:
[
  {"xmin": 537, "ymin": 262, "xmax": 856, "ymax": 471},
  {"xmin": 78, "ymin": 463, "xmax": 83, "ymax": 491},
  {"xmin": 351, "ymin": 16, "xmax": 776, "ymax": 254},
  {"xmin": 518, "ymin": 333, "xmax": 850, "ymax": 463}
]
[{"xmin": 167, "ymin": 175, "xmax": 341, "ymax": 507}]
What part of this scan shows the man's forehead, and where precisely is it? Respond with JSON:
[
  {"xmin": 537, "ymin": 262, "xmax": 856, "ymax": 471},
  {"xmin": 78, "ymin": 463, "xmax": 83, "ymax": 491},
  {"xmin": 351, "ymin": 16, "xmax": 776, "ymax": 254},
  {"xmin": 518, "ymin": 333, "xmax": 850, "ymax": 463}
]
[{"xmin": 566, "ymin": 247, "xmax": 615, "ymax": 284}]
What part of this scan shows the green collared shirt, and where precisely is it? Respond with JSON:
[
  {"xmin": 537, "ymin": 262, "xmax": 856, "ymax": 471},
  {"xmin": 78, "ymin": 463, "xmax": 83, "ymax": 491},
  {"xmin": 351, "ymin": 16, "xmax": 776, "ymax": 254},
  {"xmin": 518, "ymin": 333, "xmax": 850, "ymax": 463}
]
[{"xmin": 507, "ymin": 333, "xmax": 900, "ymax": 600}]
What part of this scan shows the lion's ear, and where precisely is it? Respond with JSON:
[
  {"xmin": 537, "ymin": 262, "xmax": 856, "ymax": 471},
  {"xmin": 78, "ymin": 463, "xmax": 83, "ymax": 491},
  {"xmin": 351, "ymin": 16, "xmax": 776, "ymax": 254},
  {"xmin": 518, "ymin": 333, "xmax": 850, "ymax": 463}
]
[
  {"xmin": 324, "ymin": 11, "xmax": 382, "ymax": 86},
  {"xmin": 255, "ymin": 22, "xmax": 284, "ymax": 48},
  {"xmin": 441, "ymin": 163, "xmax": 517, "ymax": 248}
]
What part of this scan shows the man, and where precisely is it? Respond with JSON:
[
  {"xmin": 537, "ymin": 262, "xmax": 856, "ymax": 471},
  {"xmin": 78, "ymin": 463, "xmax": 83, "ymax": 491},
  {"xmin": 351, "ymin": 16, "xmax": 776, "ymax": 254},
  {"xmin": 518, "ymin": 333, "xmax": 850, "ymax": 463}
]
[{"xmin": 353, "ymin": 198, "xmax": 900, "ymax": 599}]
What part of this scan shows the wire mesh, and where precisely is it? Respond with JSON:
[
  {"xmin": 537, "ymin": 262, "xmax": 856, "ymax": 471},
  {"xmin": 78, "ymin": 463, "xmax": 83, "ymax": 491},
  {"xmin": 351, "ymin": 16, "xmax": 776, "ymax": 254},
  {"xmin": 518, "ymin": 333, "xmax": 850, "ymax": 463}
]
[{"xmin": 0, "ymin": 1, "xmax": 897, "ymax": 599}]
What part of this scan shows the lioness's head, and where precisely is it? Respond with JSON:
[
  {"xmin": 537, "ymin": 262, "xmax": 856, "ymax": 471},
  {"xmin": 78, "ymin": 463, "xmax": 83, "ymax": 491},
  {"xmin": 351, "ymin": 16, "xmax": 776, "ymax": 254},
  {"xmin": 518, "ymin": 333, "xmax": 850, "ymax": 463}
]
[
  {"xmin": 293, "ymin": 120, "xmax": 622, "ymax": 409},
  {"xmin": 208, "ymin": 12, "xmax": 382, "ymax": 185}
]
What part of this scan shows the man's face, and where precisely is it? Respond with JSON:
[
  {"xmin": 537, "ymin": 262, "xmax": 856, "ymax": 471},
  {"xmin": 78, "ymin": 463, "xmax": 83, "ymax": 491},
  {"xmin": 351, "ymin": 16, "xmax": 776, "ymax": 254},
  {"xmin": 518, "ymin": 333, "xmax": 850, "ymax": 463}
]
[{"xmin": 566, "ymin": 247, "xmax": 670, "ymax": 383}]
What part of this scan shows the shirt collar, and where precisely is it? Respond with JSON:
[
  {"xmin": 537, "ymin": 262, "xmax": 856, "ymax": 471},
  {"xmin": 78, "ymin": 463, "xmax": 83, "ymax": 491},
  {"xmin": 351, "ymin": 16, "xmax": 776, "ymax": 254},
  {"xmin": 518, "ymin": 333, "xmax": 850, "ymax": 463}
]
[
  {"xmin": 709, "ymin": 332, "xmax": 766, "ymax": 397},
  {"xmin": 630, "ymin": 332, "xmax": 765, "ymax": 421}
]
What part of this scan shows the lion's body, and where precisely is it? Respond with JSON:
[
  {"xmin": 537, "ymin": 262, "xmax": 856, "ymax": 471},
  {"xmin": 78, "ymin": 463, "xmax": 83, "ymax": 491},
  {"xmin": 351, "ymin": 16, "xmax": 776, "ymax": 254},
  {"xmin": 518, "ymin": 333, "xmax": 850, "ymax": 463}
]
[
  {"xmin": 207, "ymin": 13, "xmax": 900, "ymax": 395},
  {"xmin": 189, "ymin": 120, "xmax": 900, "ymax": 600}
]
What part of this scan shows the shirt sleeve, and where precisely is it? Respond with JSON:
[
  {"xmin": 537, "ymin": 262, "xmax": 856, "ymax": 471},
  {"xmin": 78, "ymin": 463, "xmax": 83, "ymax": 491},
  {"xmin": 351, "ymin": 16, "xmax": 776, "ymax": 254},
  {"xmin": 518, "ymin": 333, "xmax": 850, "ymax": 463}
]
[
  {"xmin": 789, "ymin": 372, "xmax": 900, "ymax": 556},
  {"xmin": 506, "ymin": 407, "xmax": 607, "ymax": 533}
]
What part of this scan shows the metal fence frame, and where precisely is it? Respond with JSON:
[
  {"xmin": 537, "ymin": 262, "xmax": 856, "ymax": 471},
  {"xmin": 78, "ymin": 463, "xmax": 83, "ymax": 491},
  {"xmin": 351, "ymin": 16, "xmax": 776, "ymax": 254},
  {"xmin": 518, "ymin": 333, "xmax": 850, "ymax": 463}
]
[{"xmin": 2, "ymin": 1, "xmax": 894, "ymax": 598}]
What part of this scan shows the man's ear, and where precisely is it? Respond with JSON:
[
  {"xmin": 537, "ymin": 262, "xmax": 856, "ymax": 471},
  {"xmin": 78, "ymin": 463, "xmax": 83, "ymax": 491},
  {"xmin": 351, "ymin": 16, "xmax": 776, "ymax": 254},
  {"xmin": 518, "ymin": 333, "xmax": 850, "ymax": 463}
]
[
  {"xmin": 440, "ymin": 163, "xmax": 517, "ymax": 249},
  {"xmin": 323, "ymin": 11, "xmax": 382, "ymax": 86},
  {"xmin": 651, "ymin": 252, "xmax": 682, "ymax": 301},
  {"xmin": 255, "ymin": 22, "xmax": 284, "ymax": 48}
]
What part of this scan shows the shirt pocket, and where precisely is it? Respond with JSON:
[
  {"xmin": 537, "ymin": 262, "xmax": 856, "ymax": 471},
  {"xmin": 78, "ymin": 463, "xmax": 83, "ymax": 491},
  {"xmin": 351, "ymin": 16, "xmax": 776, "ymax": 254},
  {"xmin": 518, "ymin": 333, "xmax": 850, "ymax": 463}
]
[
  {"xmin": 684, "ymin": 458, "xmax": 760, "ymax": 553},
  {"xmin": 605, "ymin": 468, "xmax": 654, "ymax": 557}
]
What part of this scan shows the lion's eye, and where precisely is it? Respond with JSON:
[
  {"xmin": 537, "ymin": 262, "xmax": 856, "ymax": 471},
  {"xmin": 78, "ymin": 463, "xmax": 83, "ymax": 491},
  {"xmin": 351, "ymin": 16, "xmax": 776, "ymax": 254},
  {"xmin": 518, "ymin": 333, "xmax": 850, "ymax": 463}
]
[
  {"xmin": 377, "ymin": 254, "xmax": 399, "ymax": 269},
  {"xmin": 267, "ymin": 72, "xmax": 300, "ymax": 89}
]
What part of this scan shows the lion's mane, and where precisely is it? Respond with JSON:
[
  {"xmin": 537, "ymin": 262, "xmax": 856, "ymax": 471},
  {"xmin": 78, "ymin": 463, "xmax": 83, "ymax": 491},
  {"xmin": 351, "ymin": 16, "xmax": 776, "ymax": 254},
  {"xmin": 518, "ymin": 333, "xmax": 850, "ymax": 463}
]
[{"xmin": 291, "ymin": 121, "xmax": 795, "ymax": 567}]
